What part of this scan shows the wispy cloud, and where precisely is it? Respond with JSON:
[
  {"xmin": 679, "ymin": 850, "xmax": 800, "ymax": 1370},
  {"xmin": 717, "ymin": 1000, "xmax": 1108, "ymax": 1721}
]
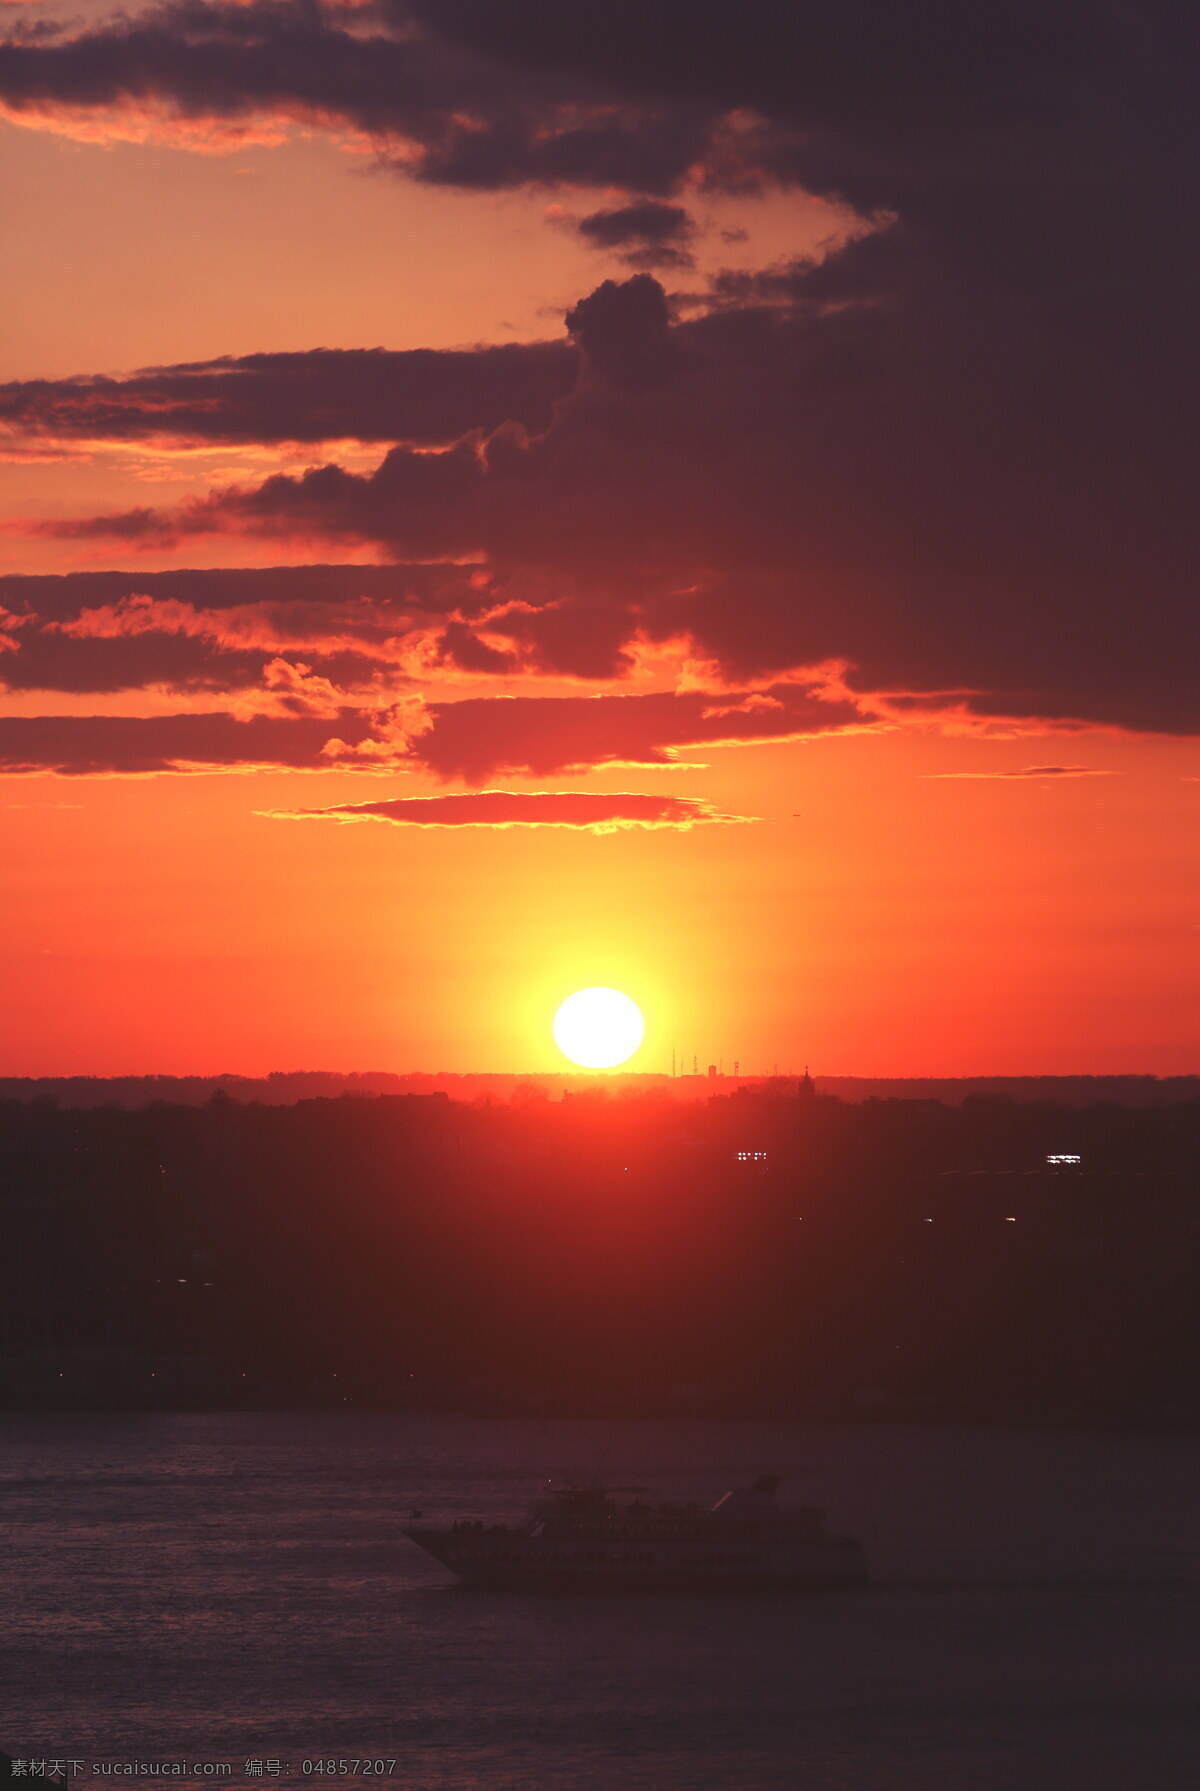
[{"xmin": 923, "ymin": 765, "xmax": 1116, "ymax": 780}]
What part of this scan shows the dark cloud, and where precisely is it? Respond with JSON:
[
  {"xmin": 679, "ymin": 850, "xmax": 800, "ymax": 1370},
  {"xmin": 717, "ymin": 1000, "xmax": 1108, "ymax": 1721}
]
[
  {"xmin": 0, "ymin": 622, "xmax": 274, "ymax": 697},
  {"xmin": 407, "ymin": 682, "xmax": 868, "ymax": 782},
  {"xmin": 564, "ymin": 273, "xmax": 678, "ymax": 391},
  {"xmin": 4, "ymin": 3, "xmax": 1198, "ymax": 748},
  {"xmin": 35, "ymin": 249, "xmax": 1195, "ymax": 738},
  {"xmin": 576, "ymin": 200, "xmax": 691, "ymax": 249},
  {"xmin": 269, "ymin": 788, "xmax": 743, "ymax": 828},
  {"xmin": 404, "ymin": 0, "xmax": 1105, "ymax": 126},
  {"xmin": 436, "ymin": 619, "xmax": 517, "ymax": 676},
  {"xmin": 27, "ymin": 506, "xmax": 174, "ymax": 542},
  {"xmin": 407, "ymin": 3, "xmax": 1198, "ymax": 243},
  {"xmin": 575, "ymin": 200, "xmax": 694, "ymax": 269},
  {"xmin": 2, "ymin": 1, "xmax": 1193, "ymax": 247},
  {"xmin": 705, "ymin": 224, "xmax": 913, "ymax": 311},
  {"xmin": 0, "ymin": 343, "xmax": 576, "ymax": 448},
  {"xmin": 481, "ymin": 600, "xmax": 638, "ymax": 680},
  {"xmin": 0, "ymin": 563, "xmax": 475, "ymax": 622},
  {"xmin": 0, "ymin": 0, "xmax": 720, "ymax": 195}
]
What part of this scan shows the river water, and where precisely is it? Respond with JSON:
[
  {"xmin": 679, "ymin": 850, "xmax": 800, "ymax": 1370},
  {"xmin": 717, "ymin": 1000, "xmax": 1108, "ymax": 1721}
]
[{"xmin": 3, "ymin": 1412, "xmax": 1197, "ymax": 1789}]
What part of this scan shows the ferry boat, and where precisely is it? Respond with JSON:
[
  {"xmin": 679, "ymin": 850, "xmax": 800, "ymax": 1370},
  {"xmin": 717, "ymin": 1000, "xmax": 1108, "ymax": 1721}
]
[{"xmin": 402, "ymin": 1475, "xmax": 868, "ymax": 1591}]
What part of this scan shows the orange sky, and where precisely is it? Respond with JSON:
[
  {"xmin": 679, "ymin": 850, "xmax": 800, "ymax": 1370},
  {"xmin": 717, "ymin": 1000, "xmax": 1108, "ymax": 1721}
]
[
  {"xmin": 4, "ymin": 725, "xmax": 1198, "ymax": 1077},
  {"xmin": 2, "ymin": 8, "xmax": 1197, "ymax": 1077}
]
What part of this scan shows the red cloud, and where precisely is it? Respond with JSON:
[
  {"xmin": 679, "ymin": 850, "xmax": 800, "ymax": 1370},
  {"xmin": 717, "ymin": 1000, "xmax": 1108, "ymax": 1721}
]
[
  {"xmin": 0, "ymin": 565, "xmax": 489, "ymax": 696},
  {"xmin": 269, "ymin": 789, "xmax": 747, "ymax": 830},
  {"xmin": 0, "ymin": 677, "xmax": 864, "ymax": 778},
  {"xmin": 0, "ymin": 710, "xmax": 392, "ymax": 775},
  {"xmin": 406, "ymin": 681, "xmax": 869, "ymax": 781}
]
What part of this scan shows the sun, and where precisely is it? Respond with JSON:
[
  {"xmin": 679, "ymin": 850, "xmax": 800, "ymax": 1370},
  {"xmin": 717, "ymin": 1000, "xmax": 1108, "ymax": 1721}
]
[{"xmin": 552, "ymin": 987, "xmax": 645, "ymax": 1069}]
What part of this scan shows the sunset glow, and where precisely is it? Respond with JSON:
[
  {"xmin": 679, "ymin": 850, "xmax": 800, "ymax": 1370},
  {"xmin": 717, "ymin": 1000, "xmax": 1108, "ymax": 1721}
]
[
  {"xmin": 0, "ymin": 3, "xmax": 1196, "ymax": 1081},
  {"xmin": 4, "ymin": 12, "xmax": 1198, "ymax": 1786}
]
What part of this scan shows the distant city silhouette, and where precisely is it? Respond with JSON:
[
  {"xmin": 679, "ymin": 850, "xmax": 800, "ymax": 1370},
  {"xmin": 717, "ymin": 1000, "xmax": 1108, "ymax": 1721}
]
[
  {"xmin": 2, "ymin": 1082, "xmax": 1197, "ymax": 1423},
  {"xmin": 3, "ymin": 1071, "xmax": 1198, "ymax": 1110}
]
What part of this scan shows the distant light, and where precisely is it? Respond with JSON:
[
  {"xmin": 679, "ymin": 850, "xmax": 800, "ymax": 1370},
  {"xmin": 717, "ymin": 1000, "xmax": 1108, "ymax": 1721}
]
[
  {"xmin": 736, "ymin": 1150, "xmax": 768, "ymax": 1161},
  {"xmin": 1047, "ymin": 1153, "xmax": 1081, "ymax": 1165},
  {"xmin": 1005, "ymin": 1216, "xmax": 1016, "ymax": 1222}
]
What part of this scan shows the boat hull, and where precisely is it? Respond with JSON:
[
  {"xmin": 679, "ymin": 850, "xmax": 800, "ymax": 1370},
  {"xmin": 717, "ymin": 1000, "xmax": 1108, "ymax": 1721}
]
[{"xmin": 403, "ymin": 1527, "xmax": 869, "ymax": 1593}]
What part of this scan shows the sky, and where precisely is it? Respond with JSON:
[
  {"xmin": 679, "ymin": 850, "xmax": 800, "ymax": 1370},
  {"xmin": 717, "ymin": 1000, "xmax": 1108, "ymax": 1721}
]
[{"xmin": 1, "ymin": 0, "xmax": 1198, "ymax": 1077}]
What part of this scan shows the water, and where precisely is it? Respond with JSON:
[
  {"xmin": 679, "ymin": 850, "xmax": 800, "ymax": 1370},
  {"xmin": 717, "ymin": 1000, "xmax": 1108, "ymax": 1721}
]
[{"xmin": 3, "ymin": 1413, "xmax": 1197, "ymax": 1789}]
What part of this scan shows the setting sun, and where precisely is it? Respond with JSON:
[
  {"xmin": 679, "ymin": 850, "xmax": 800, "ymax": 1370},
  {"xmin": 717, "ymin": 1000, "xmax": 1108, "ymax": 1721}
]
[{"xmin": 552, "ymin": 987, "xmax": 645, "ymax": 1069}]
